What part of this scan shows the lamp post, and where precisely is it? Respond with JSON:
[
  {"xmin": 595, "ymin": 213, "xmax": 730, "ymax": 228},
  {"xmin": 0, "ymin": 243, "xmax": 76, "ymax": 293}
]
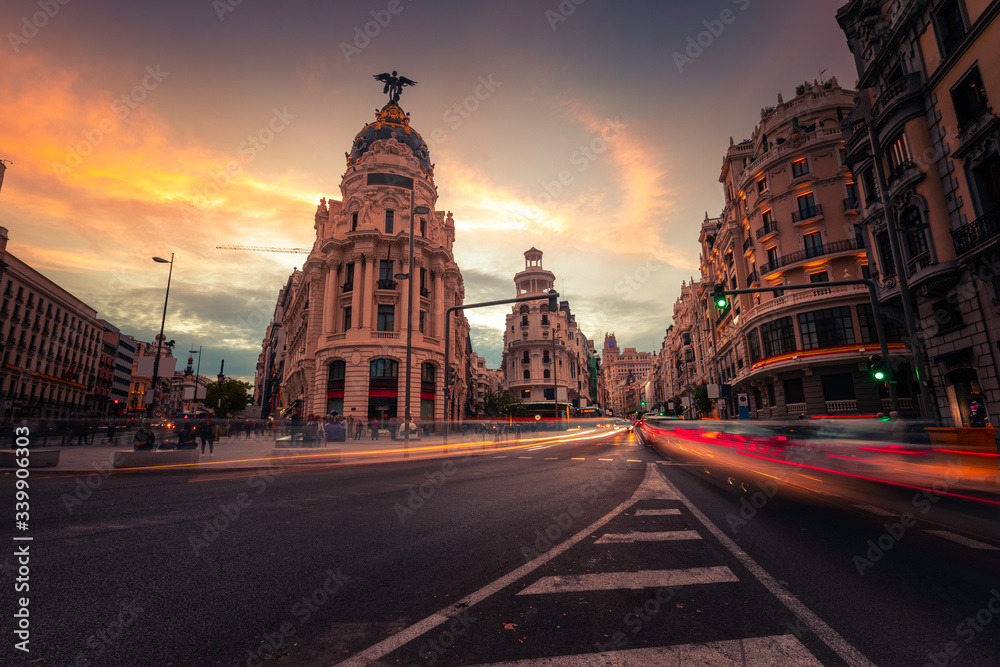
[
  {"xmin": 147, "ymin": 253, "xmax": 174, "ymax": 419},
  {"xmin": 396, "ymin": 200, "xmax": 430, "ymax": 458},
  {"xmin": 551, "ymin": 329, "xmax": 559, "ymax": 430},
  {"xmin": 189, "ymin": 347, "xmax": 202, "ymax": 414},
  {"xmin": 216, "ymin": 360, "xmax": 225, "ymax": 418}
]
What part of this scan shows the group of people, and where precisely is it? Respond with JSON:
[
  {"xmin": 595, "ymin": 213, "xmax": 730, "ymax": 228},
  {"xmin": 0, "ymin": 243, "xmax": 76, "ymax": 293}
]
[{"xmin": 133, "ymin": 415, "xmax": 216, "ymax": 456}]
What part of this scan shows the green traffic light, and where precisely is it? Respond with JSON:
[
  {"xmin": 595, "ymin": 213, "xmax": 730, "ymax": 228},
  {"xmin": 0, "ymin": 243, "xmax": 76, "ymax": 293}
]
[
  {"xmin": 873, "ymin": 370, "xmax": 885, "ymax": 381},
  {"xmin": 715, "ymin": 297, "xmax": 728, "ymax": 308}
]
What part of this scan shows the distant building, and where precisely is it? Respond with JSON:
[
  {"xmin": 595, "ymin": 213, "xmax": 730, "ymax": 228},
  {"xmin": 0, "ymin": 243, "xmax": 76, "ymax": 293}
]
[
  {"xmin": 601, "ymin": 333, "xmax": 656, "ymax": 416},
  {"xmin": 501, "ymin": 249, "xmax": 596, "ymax": 415},
  {"xmin": 98, "ymin": 320, "xmax": 136, "ymax": 419}
]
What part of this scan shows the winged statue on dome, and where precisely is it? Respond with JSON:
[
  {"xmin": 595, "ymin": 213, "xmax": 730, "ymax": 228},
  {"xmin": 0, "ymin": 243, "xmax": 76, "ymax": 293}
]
[{"xmin": 373, "ymin": 71, "xmax": 417, "ymax": 104}]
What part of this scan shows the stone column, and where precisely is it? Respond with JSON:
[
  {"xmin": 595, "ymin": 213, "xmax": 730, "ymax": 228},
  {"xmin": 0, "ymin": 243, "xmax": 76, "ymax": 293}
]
[
  {"xmin": 351, "ymin": 255, "xmax": 363, "ymax": 329},
  {"xmin": 322, "ymin": 262, "xmax": 338, "ymax": 335},
  {"xmin": 434, "ymin": 271, "xmax": 445, "ymax": 339},
  {"xmin": 363, "ymin": 254, "xmax": 378, "ymax": 330}
]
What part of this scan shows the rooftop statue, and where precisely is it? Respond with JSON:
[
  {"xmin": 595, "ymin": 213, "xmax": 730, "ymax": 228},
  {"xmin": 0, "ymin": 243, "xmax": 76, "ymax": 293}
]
[{"xmin": 373, "ymin": 71, "xmax": 417, "ymax": 104}]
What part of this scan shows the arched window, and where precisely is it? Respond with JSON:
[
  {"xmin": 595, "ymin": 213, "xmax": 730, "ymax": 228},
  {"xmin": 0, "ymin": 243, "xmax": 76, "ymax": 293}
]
[
  {"xmin": 523, "ymin": 370, "xmax": 531, "ymax": 380},
  {"xmin": 369, "ymin": 358, "xmax": 399, "ymax": 420},
  {"xmin": 901, "ymin": 206, "xmax": 929, "ymax": 260},
  {"xmin": 370, "ymin": 359, "xmax": 398, "ymax": 377},
  {"xmin": 519, "ymin": 305, "xmax": 529, "ymax": 314},
  {"xmin": 543, "ymin": 369, "xmax": 551, "ymax": 379}
]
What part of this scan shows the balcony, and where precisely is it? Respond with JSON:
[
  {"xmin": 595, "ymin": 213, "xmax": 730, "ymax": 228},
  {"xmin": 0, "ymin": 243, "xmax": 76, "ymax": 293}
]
[
  {"xmin": 375, "ymin": 279, "xmax": 397, "ymax": 290},
  {"xmin": 742, "ymin": 237, "xmax": 752, "ymax": 253},
  {"xmin": 758, "ymin": 238, "xmax": 860, "ymax": 275},
  {"xmin": 825, "ymin": 400, "xmax": 858, "ymax": 413},
  {"xmin": 843, "ymin": 198, "xmax": 860, "ymax": 213},
  {"xmin": 420, "ymin": 287, "xmax": 431, "ymax": 298},
  {"xmin": 882, "ymin": 398, "xmax": 914, "ymax": 411},
  {"xmin": 905, "ymin": 252, "xmax": 932, "ymax": 278},
  {"xmin": 886, "ymin": 159, "xmax": 922, "ymax": 190},
  {"xmin": 755, "ymin": 221, "xmax": 779, "ymax": 240},
  {"xmin": 792, "ymin": 203, "xmax": 823, "ymax": 223},
  {"xmin": 341, "ymin": 282, "xmax": 354, "ymax": 294},
  {"xmin": 745, "ymin": 271, "xmax": 758, "ymax": 288},
  {"xmin": 372, "ymin": 331, "xmax": 400, "ymax": 340},
  {"xmin": 872, "ymin": 72, "xmax": 923, "ymax": 121},
  {"xmin": 951, "ymin": 208, "xmax": 1000, "ymax": 256}
]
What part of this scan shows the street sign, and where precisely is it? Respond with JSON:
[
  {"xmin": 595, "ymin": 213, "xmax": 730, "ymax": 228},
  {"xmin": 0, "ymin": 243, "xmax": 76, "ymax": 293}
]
[
  {"xmin": 738, "ymin": 393, "xmax": 748, "ymax": 406},
  {"xmin": 707, "ymin": 384, "xmax": 720, "ymax": 399}
]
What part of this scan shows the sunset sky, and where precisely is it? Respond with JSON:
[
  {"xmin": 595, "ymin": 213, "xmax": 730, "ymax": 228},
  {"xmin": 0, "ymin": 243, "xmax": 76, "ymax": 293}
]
[{"xmin": 0, "ymin": 0, "xmax": 857, "ymax": 380}]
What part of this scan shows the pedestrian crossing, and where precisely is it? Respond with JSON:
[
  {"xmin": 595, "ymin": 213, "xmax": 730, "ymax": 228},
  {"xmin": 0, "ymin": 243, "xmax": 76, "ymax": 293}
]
[{"xmin": 339, "ymin": 464, "xmax": 871, "ymax": 666}]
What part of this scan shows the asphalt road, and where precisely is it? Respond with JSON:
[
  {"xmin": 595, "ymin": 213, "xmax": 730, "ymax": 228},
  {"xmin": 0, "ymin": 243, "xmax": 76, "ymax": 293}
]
[{"xmin": 2, "ymin": 427, "xmax": 998, "ymax": 666}]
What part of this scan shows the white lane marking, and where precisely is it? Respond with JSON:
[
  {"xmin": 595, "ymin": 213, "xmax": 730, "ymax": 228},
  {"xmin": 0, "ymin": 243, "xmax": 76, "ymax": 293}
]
[
  {"xmin": 594, "ymin": 530, "xmax": 702, "ymax": 544},
  {"xmin": 517, "ymin": 566, "xmax": 737, "ymax": 595},
  {"xmin": 599, "ymin": 458, "xmax": 614, "ymax": 461},
  {"xmin": 463, "ymin": 634, "xmax": 823, "ymax": 666},
  {"xmin": 627, "ymin": 459, "xmax": 642, "ymax": 463},
  {"xmin": 924, "ymin": 530, "xmax": 1000, "ymax": 550},
  {"xmin": 655, "ymin": 466, "xmax": 877, "ymax": 667},
  {"xmin": 494, "ymin": 456, "xmax": 507, "ymax": 459},
  {"xmin": 332, "ymin": 464, "xmax": 661, "ymax": 667},
  {"xmin": 854, "ymin": 504, "xmax": 898, "ymax": 517},
  {"xmin": 571, "ymin": 457, "xmax": 585, "ymax": 461},
  {"xmin": 634, "ymin": 509, "xmax": 681, "ymax": 516},
  {"xmin": 544, "ymin": 457, "xmax": 558, "ymax": 460},
  {"xmin": 518, "ymin": 456, "xmax": 533, "ymax": 459}
]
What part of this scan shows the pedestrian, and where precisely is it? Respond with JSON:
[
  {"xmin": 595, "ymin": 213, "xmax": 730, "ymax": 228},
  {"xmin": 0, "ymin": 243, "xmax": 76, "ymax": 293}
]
[
  {"xmin": 198, "ymin": 415, "xmax": 215, "ymax": 457},
  {"xmin": 369, "ymin": 417, "xmax": 379, "ymax": 440},
  {"xmin": 177, "ymin": 423, "xmax": 198, "ymax": 449},
  {"xmin": 106, "ymin": 423, "xmax": 117, "ymax": 444},
  {"xmin": 889, "ymin": 410, "xmax": 907, "ymax": 443},
  {"xmin": 304, "ymin": 416, "xmax": 319, "ymax": 447},
  {"xmin": 388, "ymin": 417, "xmax": 398, "ymax": 441},
  {"xmin": 970, "ymin": 400, "xmax": 988, "ymax": 428},
  {"xmin": 325, "ymin": 414, "xmax": 346, "ymax": 442},
  {"xmin": 244, "ymin": 420, "xmax": 253, "ymax": 439},
  {"xmin": 352, "ymin": 419, "xmax": 361, "ymax": 440},
  {"xmin": 133, "ymin": 422, "xmax": 156, "ymax": 451}
]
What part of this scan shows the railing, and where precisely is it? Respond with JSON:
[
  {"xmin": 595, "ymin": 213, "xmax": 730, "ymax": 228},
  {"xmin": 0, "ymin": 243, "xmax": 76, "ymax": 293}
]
[
  {"xmin": 882, "ymin": 398, "xmax": 915, "ymax": 411},
  {"xmin": 756, "ymin": 221, "xmax": 779, "ymax": 240},
  {"xmin": 905, "ymin": 252, "xmax": 932, "ymax": 278},
  {"xmin": 375, "ymin": 279, "xmax": 397, "ymax": 290},
  {"xmin": 743, "ymin": 283, "xmax": 869, "ymax": 326},
  {"xmin": 825, "ymin": 400, "xmax": 858, "ymax": 412},
  {"xmin": 741, "ymin": 128, "xmax": 843, "ymax": 178},
  {"xmin": 745, "ymin": 272, "xmax": 758, "ymax": 288},
  {"xmin": 951, "ymin": 208, "xmax": 1000, "ymax": 256},
  {"xmin": 843, "ymin": 198, "xmax": 860, "ymax": 212},
  {"xmin": 872, "ymin": 72, "xmax": 922, "ymax": 119},
  {"xmin": 759, "ymin": 238, "xmax": 859, "ymax": 274},
  {"xmin": 787, "ymin": 403, "xmax": 807, "ymax": 415},
  {"xmin": 792, "ymin": 203, "xmax": 823, "ymax": 223},
  {"xmin": 887, "ymin": 159, "xmax": 919, "ymax": 187},
  {"xmin": 372, "ymin": 332, "xmax": 400, "ymax": 340}
]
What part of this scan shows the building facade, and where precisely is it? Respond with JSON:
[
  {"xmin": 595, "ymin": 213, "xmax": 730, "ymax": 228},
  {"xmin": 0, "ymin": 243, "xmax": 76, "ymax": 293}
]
[
  {"xmin": 838, "ymin": 0, "xmax": 1000, "ymax": 426},
  {"xmin": 274, "ymin": 97, "xmax": 471, "ymax": 424},
  {"xmin": 0, "ymin": 227, "xmax": 102, "ymax": 422},
  {"xmin": 501, "ymin": 248, "xmax": 596, "ymax": 414},
  {"xmin": 600, "ymin": 333, "xmax": 656, "ymax": 416}
]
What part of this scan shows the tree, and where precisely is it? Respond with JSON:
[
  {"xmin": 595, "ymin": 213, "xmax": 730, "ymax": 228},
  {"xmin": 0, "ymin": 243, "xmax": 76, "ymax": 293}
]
[
  {"xmin": 200, "ymin": 379, "xmax": 252, "ymax": 417},
  {"xmin": 693, "ymin": 384, "xmax": 714, "ymax": 417},
  {"xmin": 482, "ymin": 389, "xmax": 524, "ymax": 418}
]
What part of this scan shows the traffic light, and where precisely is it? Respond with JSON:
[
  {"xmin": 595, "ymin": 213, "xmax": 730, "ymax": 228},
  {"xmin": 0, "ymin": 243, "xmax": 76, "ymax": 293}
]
[
  {"xmin": 640, "ymin": 401, "xmax": 646, "ymax": 407},
  {"xmin": 446, "ymin": 364, "xmax": 456, "ymax": 386},
  {"xmin": 713, "ymin": 283, "xmax": 728, "ymax": 309},
  {"xmin": 868, "ymin": 354, "xmax": 886, "ymax": 381}
]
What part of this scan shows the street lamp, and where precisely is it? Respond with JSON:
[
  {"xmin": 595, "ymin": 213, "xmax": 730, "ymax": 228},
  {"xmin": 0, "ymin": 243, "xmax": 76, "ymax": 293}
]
[
  {"xmin": 189, "ymin": 347, "xmax": 202, "ymax": 414},
  {"xmin": 216, "ymin": 360, "xmax": 225, "ymax": 418},
  {"xmin": 147, "ymin": 254, "xmax": 174, "ymax": 418},
  {"xmin": 396, "ymin": 202, "xmax": 430, "ymax": 457}
]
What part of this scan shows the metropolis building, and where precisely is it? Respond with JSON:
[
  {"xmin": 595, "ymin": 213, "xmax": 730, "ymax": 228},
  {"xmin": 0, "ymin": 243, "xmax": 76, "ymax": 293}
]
[{"xmin": 271, "ymin": 93, "xmax": 471, "ymax": 424}]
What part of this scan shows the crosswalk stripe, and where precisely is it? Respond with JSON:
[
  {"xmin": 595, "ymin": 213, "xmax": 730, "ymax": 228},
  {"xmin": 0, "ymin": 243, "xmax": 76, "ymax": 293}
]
[
  {"xmin": 462, "ymin": 634, "xmax": 824, "ymax": 666},
  {"xmin": 594, "ymin": 530, "xmax": 702, "ymax": 544},
  {"xmin": 634, "ymin": 509, "xmax": 681, "ymax": 516},
  {"xmin": 924, "ymin": 530, "xmax": 1000, "ymax": 550},
  {"xmin": 516, "ymin": 566, "xmax": 738, "ymax": 595}
]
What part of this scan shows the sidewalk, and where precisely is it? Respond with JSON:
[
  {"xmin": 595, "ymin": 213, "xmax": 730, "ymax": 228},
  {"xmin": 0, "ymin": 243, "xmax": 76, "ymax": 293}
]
[{"xmin": 4, "ymin": 429, "xmax": 565, "ymax": 474}]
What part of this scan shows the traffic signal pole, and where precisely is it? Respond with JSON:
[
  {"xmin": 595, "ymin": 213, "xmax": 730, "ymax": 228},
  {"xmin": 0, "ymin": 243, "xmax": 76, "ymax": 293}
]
[
  {"xmin": 443, "ymin": 291, "xmax": 558, "ymax": 451},
  {"xmin": 713, "ymin": 279, "xmax": 899, "ymax": 415}
]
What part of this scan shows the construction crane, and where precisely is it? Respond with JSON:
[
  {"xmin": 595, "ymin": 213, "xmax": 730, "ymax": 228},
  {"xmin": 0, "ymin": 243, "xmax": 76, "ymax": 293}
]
[{"xmin": 216, "ymin": 245, "xmax": 311, "ymax": 254}]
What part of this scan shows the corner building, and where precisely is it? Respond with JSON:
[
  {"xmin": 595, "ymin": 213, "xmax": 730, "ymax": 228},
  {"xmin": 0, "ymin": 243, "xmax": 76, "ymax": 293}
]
[{"xmin": 278, "ymin": 99, "xmax": 471, "ymax": 423}]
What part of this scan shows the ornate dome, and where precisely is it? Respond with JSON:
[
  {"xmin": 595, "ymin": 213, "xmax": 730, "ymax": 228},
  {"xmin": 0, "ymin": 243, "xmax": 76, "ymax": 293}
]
[{"xmin": 346, "ymin": 102, "xmax": 432, "ymax": 175}]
